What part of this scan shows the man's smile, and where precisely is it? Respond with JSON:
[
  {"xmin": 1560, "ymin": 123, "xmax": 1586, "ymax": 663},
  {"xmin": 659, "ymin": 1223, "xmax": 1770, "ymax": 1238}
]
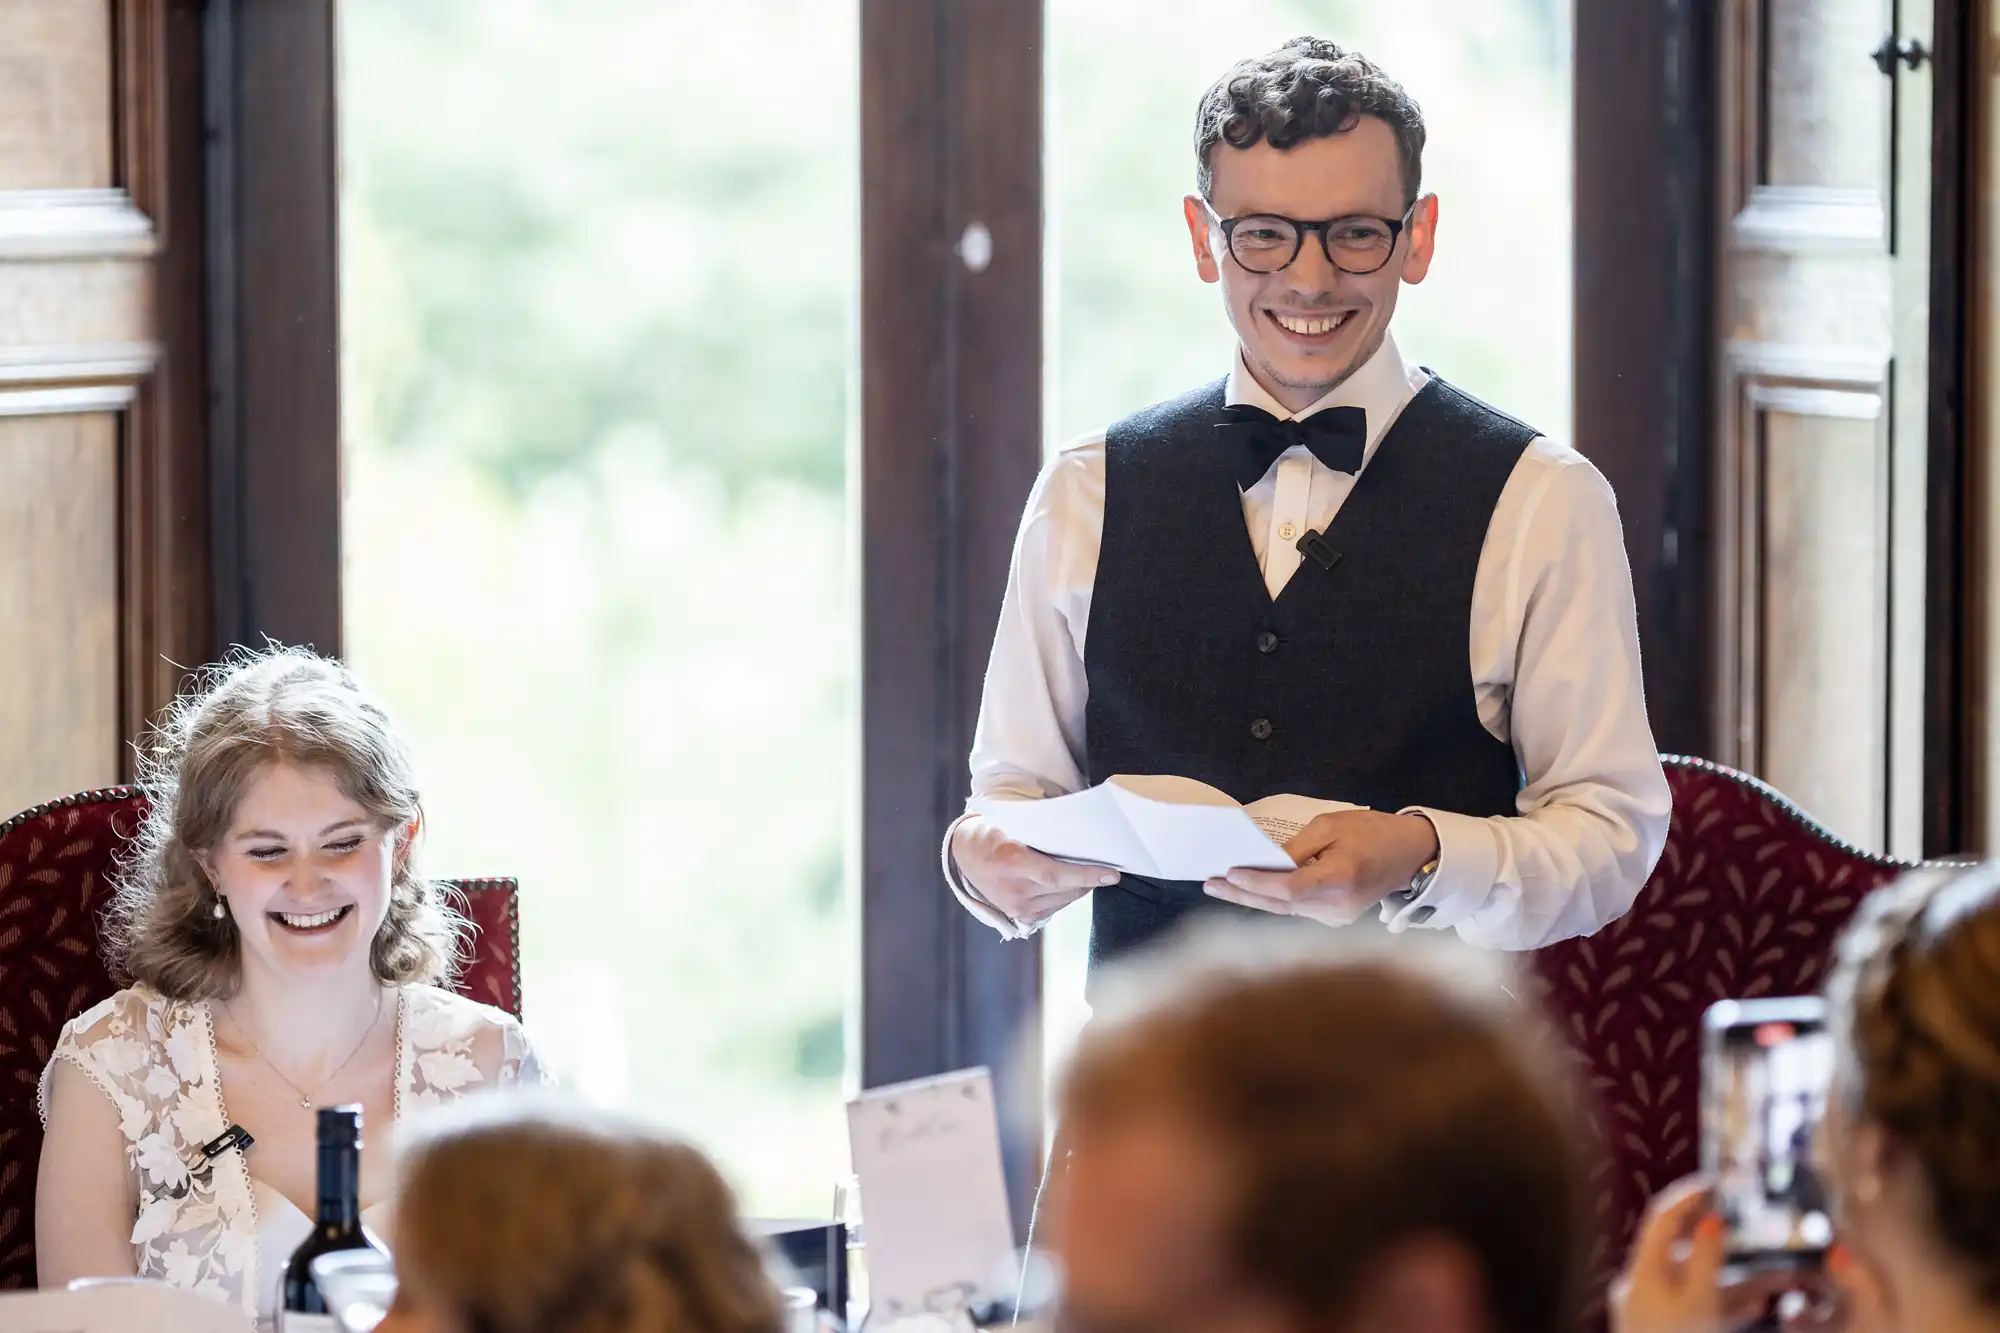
[{"xmin": 1265, "ymin": 308, "xmax": 1360, "ymax": 343}]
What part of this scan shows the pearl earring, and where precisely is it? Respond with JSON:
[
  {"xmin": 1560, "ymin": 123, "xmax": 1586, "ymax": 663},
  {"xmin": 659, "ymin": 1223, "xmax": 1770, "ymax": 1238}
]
[{"xmin": 212, "ymin": 896, "xmax": 227, "ymax": 920}]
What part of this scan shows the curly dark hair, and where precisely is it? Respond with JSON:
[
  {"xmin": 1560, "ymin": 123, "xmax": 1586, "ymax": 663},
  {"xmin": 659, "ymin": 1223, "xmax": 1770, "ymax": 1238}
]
[
  {"xmin": 1826, "ymin": 862, "xmax": 2000, "ymax": 1304},
  {"xmin": 1194, "ymin": 37, "xmax": 1426, "ymax": 205}
]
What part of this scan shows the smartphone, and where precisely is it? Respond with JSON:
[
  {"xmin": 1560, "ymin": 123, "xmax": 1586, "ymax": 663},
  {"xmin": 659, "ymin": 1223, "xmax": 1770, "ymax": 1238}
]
[{"xmin": 1700, "ymin": 996, "xmax": 1835, "ymax": 1269}]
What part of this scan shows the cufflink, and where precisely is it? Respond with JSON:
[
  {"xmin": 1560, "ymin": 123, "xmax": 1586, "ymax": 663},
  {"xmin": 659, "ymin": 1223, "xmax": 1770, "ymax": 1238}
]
[{"xmin": 1394, "ymin": 854, "xmax": 1441, "ymax": 906}]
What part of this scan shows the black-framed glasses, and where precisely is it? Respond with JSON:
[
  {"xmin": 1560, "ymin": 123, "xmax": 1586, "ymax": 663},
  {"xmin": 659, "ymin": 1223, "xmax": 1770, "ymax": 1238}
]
[{"xmin": 1201, "ymin": 199, "xmax": 1418, "ymax": 276}]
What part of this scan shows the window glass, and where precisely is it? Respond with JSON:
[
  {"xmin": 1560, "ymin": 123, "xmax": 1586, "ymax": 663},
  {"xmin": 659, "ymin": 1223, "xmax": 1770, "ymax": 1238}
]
[{"xmin": 340, "ymin": 0, "xmax": 858, "ymax": 1215}]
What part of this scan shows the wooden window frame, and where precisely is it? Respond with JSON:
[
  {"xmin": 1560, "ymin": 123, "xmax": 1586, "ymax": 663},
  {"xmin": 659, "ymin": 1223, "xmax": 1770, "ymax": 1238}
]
[
  {"xmin": 201, "ymin": 0, "xmax": 1980, "ymax": 1241},
  {"xmin": 1922, "ymin": 0, "xmax": 1978, "ymax": 854},
  {"xmin": 203, "ymin": 0, "xmax": 343, "ymax": 659},
  {"xmin": 201, "ymin": 0, "xmax": 1051, "ymax": 1231},
  {"xmin": 131, "ymin": 0, "xmax": 212, "ymax": 747},
  {"xmin": 1573, "ymin": 0, "xmax": 1718, "ymax": 761},
  {"xmin": 858, "ymin": 0, "xmax": 1047, "ymax": 1235}
]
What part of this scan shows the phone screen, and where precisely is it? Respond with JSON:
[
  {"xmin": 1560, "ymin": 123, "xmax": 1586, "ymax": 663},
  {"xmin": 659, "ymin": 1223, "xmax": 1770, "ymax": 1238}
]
[{"xmin": 1701, "ymin": 998, "xmax": 1835, "ymax": 1266}]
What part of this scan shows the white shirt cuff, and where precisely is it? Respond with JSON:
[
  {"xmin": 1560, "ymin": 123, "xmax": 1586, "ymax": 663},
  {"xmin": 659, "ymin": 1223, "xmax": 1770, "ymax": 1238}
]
[
  {"xmin": 1383, "ymin": 807, "xmax": 1498, "ymax": 932},
  {"xmin": 940, "ymin": 812, "xmax": 1040, "ymax": 941}
]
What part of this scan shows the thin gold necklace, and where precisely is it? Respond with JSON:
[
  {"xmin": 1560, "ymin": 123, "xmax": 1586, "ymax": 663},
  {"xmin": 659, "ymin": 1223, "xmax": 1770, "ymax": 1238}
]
[{"xmin": 222, "ymin": 988, "xmax": 386, "ymax": 1111}]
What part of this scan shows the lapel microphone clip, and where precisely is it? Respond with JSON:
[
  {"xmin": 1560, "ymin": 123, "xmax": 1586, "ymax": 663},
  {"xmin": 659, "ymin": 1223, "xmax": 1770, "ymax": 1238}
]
[
  {"xmin": 148, "ymin": 1123, "xmax": 256, "ymax": 1202},
  {"xmin": 1295, "ymin": 529, "xmax": 1342, "ymax": 572}
]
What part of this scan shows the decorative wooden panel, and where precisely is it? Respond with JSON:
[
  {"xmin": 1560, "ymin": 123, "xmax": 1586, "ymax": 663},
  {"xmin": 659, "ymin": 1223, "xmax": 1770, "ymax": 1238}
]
[
  {"xmin": 0, "ymin": 412, "xmax": 120, "ymax": 817},
  {"xmin": 1714, "ymin": 0, "xmax": 1931, "ymax": 857},
  {"xmin": 0, "ymin": 0, "xmax": 115, "ymax": 190},
  {"xmin": 1753, "ymin": 384, "xmax": 1889, "ymax": 847},
  {"xmin": 1763, "ymin": 0, "xmax": 1889, "ymax": 191},
  {"xmin": 0, "ymin": 0, "xmax": 205, "ymax": 820}
]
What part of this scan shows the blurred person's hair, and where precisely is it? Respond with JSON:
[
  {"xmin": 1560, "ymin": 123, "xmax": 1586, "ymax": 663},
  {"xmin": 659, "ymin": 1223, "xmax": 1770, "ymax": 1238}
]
[
  {"xmin": 1826, "ymin": 861, "xmax": 2000, "ymax": 1301},
  {"xmin": 1061, "ymin": 924, "xmax": 1586, "ymax": 1333},
  {"xmin": 107, "ymin": 642, "xmax": 464, "ymax": 999},
  {"xmin": 394, "ymin": 1094, "xmax": 788, "ymax": 1333},
  {"xmin": 1194, "ymin": 37, "xmax": 1426, "ymax": 205}
]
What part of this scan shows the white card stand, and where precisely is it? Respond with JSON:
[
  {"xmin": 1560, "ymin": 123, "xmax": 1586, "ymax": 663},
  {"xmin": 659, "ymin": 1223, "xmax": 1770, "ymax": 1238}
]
[
  {"xmin": 0, "ymin": 1280, "xmax": 251, "ymax": 1332},
  {"xmin": 846, "ymin": 1067, "xmax": 1016, "ymax": 1328}
]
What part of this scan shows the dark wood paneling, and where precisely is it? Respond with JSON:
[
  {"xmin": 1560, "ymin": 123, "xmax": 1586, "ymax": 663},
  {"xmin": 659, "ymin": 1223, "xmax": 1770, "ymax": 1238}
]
[
  {"xmin": 1582, "ymin": 0, "xmax": 1977, "ymax": 848},
  {"xmin": 120, "ymin": 0, "xmax": 212, "ymax": 751},
  {"xmin": 1573, "ymin": 0, "xmax": 1717, "ymax": 758},
  {"xmin": 204, "ymin": 0, "xmax": 341, "ymax": 658},
  {"xmin": 859, "ymin": 0, "xmax": 1045, "ymax": 1240},
  {"xmin": 1923, "ymin": 0, "xmax": 1978, "ymax": 855}
]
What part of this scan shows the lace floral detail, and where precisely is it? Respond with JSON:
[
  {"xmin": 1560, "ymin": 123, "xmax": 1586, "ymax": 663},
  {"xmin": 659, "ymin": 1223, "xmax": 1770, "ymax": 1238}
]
[
  {"xmin": 38, "ymin": 989, "xmax": 248, "ymax": 1309},
  {"xmin": 39, "ymin": 984, "xmax": 547, "ymax": 1321},
  {"xmin": 401, "ymin": 985, "xmax": 552, "ymax": 1111}
]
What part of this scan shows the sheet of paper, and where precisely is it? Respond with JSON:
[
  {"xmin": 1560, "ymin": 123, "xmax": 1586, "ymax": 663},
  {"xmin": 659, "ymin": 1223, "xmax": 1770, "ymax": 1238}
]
[
  {"xmin": 970, "ymin": 785, "xmax": 1156, "ymax": 876},
  {"xmin": 1242, "ymin": 793, "xmax": 1368, "ymax": 844},
  {"xmin": 847, "ymin": 1068, "xmax": 1017, "ymax": 1320},
  {"xmin": 973, "ymin": 775, "xmax": 1308, "ymax": 881},
  {"xmin": 1108, "ymin": 784, "xmax": 1297, "ymax": 879}
]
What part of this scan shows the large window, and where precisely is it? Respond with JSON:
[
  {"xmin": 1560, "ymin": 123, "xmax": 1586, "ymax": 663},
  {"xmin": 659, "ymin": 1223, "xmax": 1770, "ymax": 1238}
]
[
  {"xmin": 336, "ymin": 0, "xmax": 1573, "ymax": 1196},
  {"xmin": 1042, "ymin": 0, "xmax": 1574, "ymax": 1067},
  {"xmin": 339, "ymin": 0, "xmax": 858, "ymax": 1215}
]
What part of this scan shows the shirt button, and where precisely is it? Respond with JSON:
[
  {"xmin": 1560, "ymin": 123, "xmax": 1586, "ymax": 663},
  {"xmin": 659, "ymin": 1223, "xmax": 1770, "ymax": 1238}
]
[
  {"xmin": 1255, "ymin": 630, "xmax": 1279, "ymax": 654},
  {"xmin": 1249, "ymin": 718, "xmax": 1273, "ymax": 741},
  {"xmin": 1278, "ymin": 522, "xmax": 1298, "ymax": 542}
]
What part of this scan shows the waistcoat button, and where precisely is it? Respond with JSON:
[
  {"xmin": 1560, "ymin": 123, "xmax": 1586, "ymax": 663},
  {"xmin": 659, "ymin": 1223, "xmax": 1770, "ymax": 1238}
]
[
  {"xmin": 1255, "ymin": 630, "xmax": 1279, "ymax": 654},
  {"xmin": 1249, "ymin": 718, "xmax": 1273, "ymax": 741}
]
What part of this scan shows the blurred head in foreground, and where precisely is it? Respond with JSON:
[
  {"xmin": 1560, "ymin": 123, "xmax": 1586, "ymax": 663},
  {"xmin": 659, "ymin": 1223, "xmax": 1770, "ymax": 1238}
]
[
  {"xmin": 1049, "ymin": 924, "xmax": 1585, "ymax": 1333},
  {"xmin": 1817, "ymin": 862, "xmax": 2000, "ymax": 1320},
  {"xmin": 379, "ymin": 1096, "xmax": 787, "ymax": 1333}
]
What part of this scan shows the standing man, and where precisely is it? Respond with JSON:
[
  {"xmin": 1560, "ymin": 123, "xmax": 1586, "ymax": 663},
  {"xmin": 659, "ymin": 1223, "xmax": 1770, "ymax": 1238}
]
[{"xmin": 943, "ymin": 38, "xmax": 1669, "ymax": 968}]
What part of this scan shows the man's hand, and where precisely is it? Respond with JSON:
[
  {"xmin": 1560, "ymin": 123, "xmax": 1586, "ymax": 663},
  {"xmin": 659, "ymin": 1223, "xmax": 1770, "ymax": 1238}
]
[
  {"xmin": 1201, "ymin": 809, "xmax": 1438, "ymax": 926},
  {"xmin": 951, "ymin": 815, "xmax": 1120, "ymax": 929}
]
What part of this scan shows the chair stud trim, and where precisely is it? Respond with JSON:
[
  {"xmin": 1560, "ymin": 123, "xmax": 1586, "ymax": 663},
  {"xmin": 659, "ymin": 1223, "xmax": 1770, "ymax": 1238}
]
[
  {"xmin": 1660, "ymin": 754, "xmax": 1953, "ymax": 870},
  {"xmin": 444, "ymin": 876, "xmax": 525, "ymax": 1017},
  {"xmin": 0, "ymin": 785, "xmax": 145, "ymax": 843}
]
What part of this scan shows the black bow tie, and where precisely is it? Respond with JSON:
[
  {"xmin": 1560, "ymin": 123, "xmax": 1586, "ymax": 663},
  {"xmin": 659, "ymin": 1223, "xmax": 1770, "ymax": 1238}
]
[{"xmin": 1212, "ymin": 403, "xmax": 1367, "ymax": 489}]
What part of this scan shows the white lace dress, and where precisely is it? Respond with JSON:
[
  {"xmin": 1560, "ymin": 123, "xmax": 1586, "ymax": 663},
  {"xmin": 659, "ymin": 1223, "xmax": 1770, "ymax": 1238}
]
[{"xmin": 39, "ymin": 984, "xmax": 550, "ymax": 1328}]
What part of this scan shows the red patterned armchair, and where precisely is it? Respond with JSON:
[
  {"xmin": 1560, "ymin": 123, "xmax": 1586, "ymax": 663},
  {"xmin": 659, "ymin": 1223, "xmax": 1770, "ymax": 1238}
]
[
  {"xmin": 1529, "ymin": 756, "xmax": 1921, "ymax": 1324},
  {"xmin": 0, "ymin": 786, "xmax": 524, "ymax": 1289}
]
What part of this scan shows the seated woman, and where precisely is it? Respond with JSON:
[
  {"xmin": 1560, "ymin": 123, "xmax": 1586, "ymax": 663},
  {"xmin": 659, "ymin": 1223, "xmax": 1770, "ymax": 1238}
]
[
  {"xmin": 36, "ymin": 646, "xmax": 548, "ymax": 1325},
  {"xmin": 379, "ymin": 1096, "xmax": 787, "ymax": 1333},
  {"xmin": 1615, "ymin": 860, "xmax": 2000, "ymax": 1333}
]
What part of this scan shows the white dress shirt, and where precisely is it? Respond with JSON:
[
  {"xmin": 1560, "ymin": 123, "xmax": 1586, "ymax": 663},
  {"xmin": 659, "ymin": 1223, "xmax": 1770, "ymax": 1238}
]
[{"xmin": 948, "ymin": 333, "xmax": 1671, "ymax": 950}]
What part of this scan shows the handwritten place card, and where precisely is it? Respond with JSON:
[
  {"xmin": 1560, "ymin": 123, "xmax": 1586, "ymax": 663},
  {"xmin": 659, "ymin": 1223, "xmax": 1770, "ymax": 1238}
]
[{"xmin": 847, "ymin": 1067, "xmax": 1016, "ymax": 1321}]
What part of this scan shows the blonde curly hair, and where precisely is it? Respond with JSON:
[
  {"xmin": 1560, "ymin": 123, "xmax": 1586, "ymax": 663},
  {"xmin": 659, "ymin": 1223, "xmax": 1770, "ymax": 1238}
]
[
  {"xmin": 393, "ymin": 1096, "xmax": 789, "ymax": 1333},
  {"xmin": 1826, "ymin": 862, "xmax": 2000, "ymax": 1302},
  {"xmin": 107, "ymin": 644, "xmax": 465, "ymax": 1000}
]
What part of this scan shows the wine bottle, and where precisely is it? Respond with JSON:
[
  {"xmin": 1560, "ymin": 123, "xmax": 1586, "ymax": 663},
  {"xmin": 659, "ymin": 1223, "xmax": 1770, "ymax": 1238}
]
[{"xmin": 281, "ymin": 1104, "xmax": 386, "ymax": 1331}]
